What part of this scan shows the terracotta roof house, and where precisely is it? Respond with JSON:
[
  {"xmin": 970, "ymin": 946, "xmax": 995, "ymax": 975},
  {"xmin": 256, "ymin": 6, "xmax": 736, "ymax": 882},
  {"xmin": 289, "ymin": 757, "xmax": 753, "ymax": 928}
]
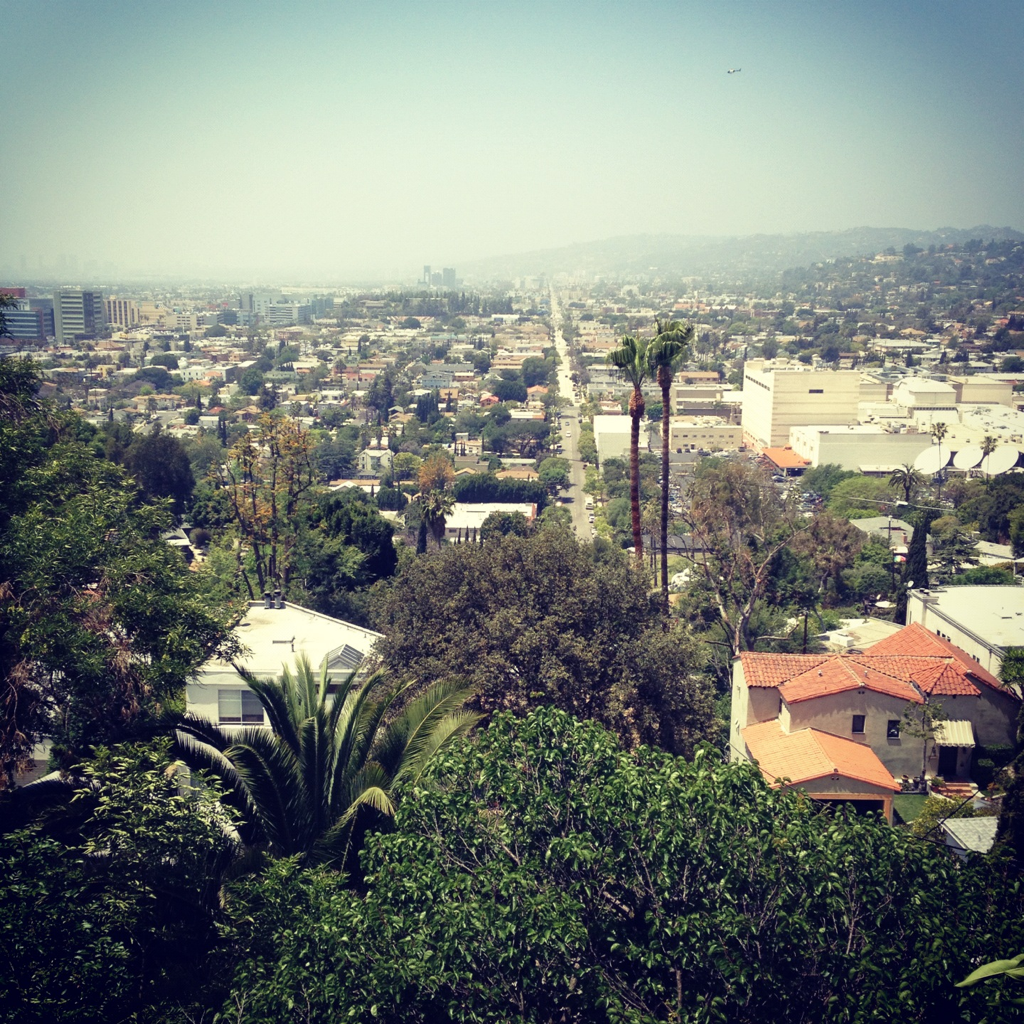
[{"xmin": 730, "ymin": 623, "xmax": 1019, "ymax": 822}]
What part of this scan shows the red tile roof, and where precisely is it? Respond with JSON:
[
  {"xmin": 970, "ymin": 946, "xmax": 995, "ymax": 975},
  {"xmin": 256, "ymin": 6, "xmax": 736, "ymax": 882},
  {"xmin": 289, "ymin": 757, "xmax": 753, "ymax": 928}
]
[
  {"xmin": 779, "ymin": 658, "xmax": 921, "ymax": 704},
  {"xmin": 743, "ymin": 721, "xmax": 901, "ymax": 791},
  {"xmin": 869, "ymin": 622, "xmax": 1005, "ymax": 692},
  {"xmin": 740, "ymin": 653, "xmax": 831, "ymax": 687},
  {"xmin": 738, "ymin": 624, "xmax": 1017, "ymax": 704}
]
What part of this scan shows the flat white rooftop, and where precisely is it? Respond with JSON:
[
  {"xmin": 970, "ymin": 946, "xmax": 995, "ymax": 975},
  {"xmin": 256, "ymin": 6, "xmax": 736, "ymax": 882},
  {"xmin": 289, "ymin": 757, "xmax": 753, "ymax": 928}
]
[
  {"xmin": 201, "ymin": 601, "xmax": 382, "ymax": 684},
  {"xmin": 915, "ymin": 586, "xmax": 1024, "ymax": 649}
]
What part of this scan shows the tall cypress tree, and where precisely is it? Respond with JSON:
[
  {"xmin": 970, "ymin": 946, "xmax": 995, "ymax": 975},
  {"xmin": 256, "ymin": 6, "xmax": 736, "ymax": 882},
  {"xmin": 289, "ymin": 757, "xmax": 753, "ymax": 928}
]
[{"xmin": 896, "ymin": 509, "xmax": 936, "ymax": 623}]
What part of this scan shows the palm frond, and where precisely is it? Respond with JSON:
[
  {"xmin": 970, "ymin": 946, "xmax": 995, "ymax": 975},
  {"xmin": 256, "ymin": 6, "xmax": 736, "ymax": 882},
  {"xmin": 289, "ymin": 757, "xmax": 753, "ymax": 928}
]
[
  {"xmin": 233, "ymin": 663, "xmax": 302, "ymax": 752},
  {"xmin": 325, "ymin": 668, "xmax": 362, "ymax": 739},
  {"xmin": 225, "ymin": 737, "xmax": 308, "ymax": 855},
  {"xmin": 607, "ymin": 334, "xmax": 651, "ymax": 388},
  {"xmin": 393, "ymin": 709, "xmax": 482, "ymax": 789},
  {"xmin": 649, "ymin": 321, "xmax": 693, "ymax": 369},
  {"xmin": 178, "ymin": 718, "xmax": 306, "ymax": 856},
  {"xmin": 332, "ymin": 673, "xmax": 402, "ymax": 798},
  {"xmin": 374, "ymin": 678, "xmax": 478, "ymax": 779},
  {"xmin": 179, "ymin": 656, "xmax": 474, "ymax": 872},
  {"xmin": 299, "ymin": 714, "xmax": 332, "ymax": 834},
  {"xmin": 336, "ymin": 762, "xmax": 399, "ymax": 823}
]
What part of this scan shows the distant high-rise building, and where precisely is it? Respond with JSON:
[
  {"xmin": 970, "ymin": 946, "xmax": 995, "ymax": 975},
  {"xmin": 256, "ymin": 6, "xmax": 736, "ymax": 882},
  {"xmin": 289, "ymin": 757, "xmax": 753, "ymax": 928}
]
[
  {"xmin": 442, "ymin": 267, "xmax": 457, "ymax": 289},
  {"xmin": 105, "ymin": 296, "xmax": 140, "ymax": 330},
  {"xmin": 1, "ymin": 295, "xmax": 52, "ymax": 343},
  {"xmin": 423, "ymin": 265, "xmax": 431, "ymax": 286},
  {"xmin": 53, "ymin": 288, "xmax": 106, "ymax": 345},
  {"xmin": 262, "ymin": 302, "xmax": 312, "ymax": 326},
  {"xmin": 309, "ymin": 295, "xmax": 334, "ymax": 318}
]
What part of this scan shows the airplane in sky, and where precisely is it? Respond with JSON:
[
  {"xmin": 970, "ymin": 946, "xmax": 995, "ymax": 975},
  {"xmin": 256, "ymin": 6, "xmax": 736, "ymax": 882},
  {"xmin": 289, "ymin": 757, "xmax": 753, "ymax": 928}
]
[{"xmin": 727, "ymin": 68, "xmax": 742, "ymax": 74}]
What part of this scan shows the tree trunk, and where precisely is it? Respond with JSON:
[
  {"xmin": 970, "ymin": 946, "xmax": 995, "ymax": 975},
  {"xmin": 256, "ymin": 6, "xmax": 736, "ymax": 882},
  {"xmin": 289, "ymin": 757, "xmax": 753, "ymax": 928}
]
[
  {"xmin": 659, "ymin": 367, "xmax": 672, "ymax": 615},
  {"xmin": 629, "ymin": 387, "xmax": 644, "ymax": 561}
]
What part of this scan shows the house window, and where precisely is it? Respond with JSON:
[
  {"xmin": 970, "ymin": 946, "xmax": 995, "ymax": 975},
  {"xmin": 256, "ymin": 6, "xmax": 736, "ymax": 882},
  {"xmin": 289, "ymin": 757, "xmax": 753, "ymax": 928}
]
[
  {"xmin": 887, "ymin": 720, "xmax": 901, "ymax": 739},
  {"xmin": 219, "ymin": 689, "xmax": 264, "ymax": 725},
  {"xmin": 852, "ymin": 715, "xmax": 866, "ymax": 734}
]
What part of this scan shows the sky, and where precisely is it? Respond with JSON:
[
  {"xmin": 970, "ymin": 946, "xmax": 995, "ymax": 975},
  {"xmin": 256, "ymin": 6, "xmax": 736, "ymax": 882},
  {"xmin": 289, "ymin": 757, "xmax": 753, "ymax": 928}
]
[{"xmin": 1, "ymin": 0, "xmax": 1022, "ymax": 282}]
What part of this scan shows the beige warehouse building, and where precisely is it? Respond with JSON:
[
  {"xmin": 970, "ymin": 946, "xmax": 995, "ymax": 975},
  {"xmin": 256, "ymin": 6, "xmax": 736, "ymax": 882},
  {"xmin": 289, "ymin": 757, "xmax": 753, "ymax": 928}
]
[{"xmin": 742, "ymin": 361, "xmax": 863, "ymax": 450}]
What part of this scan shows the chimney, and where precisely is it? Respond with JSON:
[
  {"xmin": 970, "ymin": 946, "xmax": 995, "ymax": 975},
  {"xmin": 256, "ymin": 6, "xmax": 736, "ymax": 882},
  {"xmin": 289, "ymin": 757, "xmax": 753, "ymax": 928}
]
[
  {"xmin": 274, "ymin": 589, "xmax": 284, "ymax": 610},
  {"xmin": 264, "ymin": 591, "xmax": 273, "ymax": 609}
]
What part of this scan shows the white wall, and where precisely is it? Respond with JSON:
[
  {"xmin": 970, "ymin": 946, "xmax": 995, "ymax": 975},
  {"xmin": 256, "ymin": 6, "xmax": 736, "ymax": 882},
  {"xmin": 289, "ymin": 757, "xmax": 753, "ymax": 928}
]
[
  {"xmin": 742, "ymin": 365, "xmax": 862, "ymax": 449},
  {"xmin": 788, "ymin": 426, "xmax": 931, "ymax": 469}
]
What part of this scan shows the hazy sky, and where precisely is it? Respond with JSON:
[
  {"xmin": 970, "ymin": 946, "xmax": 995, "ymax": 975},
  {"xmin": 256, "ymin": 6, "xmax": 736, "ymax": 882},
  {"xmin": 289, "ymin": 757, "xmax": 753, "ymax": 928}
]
[{"xmin": 2, "ymin": 0, "xmax": 1022, "ymax": 281}]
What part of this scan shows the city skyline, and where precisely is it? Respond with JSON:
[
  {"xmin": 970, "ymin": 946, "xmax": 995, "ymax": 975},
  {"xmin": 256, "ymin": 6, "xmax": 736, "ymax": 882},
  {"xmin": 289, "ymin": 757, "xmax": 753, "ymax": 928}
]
[{"xmin": 2, "ymin": 0, "xmax": 1022, "ymax": 281}]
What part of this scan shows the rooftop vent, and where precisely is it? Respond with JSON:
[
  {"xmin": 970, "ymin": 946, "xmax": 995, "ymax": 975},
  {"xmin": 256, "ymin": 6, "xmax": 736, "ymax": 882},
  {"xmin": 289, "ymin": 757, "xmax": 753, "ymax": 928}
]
[{"xmin": 327, "ymin": 644, "xmax": 365, "ymax": 672}]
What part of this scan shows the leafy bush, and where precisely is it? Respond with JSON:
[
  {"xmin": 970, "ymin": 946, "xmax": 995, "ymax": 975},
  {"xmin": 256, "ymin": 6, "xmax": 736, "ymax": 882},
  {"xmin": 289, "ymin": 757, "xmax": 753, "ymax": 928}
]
[{"xmin": 218, "ymin": 709, "xmax": 1024, "ymax": 1024}]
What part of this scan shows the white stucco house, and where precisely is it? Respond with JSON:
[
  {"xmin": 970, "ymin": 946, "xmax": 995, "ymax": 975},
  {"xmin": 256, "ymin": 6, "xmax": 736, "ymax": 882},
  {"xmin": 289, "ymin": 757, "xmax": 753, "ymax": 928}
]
[{"xmin": 187, "ymin": 598, "xmax": 382, "ymax": 728}]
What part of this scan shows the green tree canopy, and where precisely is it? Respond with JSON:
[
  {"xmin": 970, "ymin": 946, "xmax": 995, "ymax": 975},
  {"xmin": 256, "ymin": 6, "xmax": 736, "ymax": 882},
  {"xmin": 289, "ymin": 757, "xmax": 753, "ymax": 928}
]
[
  {"xmin": 490, "ymin": 377, "xmax": 528, "ymax": 403},
  {"xmin": 0, "ymin": 362, "xmax": 235, "ymax": 784},
  {"xmin": 297, "ymin": 488, "xmax": 398, "ymax": 618},
  {"xmin": 371, "ymin": 529, "xmax": 715, "ymax": 755},
  {"xmin": 480, "ymin": 510, "xmax": 530, "ymax": 539},
  {"xmin": 132, "ymin": 365, "xmax": 175, "ymax": 390},
  {"xmin": 0, "ymin": 740, "xmax": 237, "ymax": 1023},
  {"xmin": 124, "ymin": 425, "xmax": 195, "ymax": 514},
  {"xmin": 217, "ymin": 708, "xmax": 1024, "ymax": 1024},
  {"xmin": 537, "ymin": 455, "xmax": 570, "ymax": 493},
  {"xmin": 801, "ymin": 463, "xmax": 858, "ymax": 498},
  {"xmin": 826, "ymin": 474, "xmax": 895, "ymax": 518},
  {"xmin": 238, "ymin": 366, "xmax": 265, "ymax": 396}
]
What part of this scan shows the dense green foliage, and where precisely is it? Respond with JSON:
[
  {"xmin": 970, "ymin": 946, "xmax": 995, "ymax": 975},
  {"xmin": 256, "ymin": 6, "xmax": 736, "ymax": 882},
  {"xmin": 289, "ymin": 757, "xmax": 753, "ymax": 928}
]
[
  {"xmin": 452, "ymin": 470, "xmax": 548, "ymax": 509},
  {"xmin": 0, "ymin": 360, "xmax": 235, "ymax": 784},
  {"xmin": 0, "ymin": 741, "xmax": 234, "ymax": 1024},
  {"xmin": 296, "ymin": 489, "xmax": 398, "ymax": 620},
  {"xmin": 371, "ymin": 528, "xmax": 715, "ymax": 755},
  {"xmin": 175, "ymin": 658, "xmax": 479, "ymax": 870},
  {"xmin": 215, "ymin": 709, "xmax": 1024, "ymax": 1023}
]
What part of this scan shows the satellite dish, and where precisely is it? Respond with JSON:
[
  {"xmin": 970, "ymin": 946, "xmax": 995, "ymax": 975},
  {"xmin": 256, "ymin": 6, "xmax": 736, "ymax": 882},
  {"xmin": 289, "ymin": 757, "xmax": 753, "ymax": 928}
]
[
  {"xmin": 981, "ymin": 445, "xmax": 1020, "ymax": 477},
  {"xmin": 914, "ymin": 446, "xmax": 949, "ymax": 475},
  {"xmin": 953, "ymin": 444, "xmax": 983, "ymax": 470}
]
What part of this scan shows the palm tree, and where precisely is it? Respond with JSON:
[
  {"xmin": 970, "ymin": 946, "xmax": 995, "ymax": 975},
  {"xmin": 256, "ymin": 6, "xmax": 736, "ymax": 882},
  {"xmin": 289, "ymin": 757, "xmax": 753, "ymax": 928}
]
[
  {"xmin": 981, "ymin": 434, "xmax": 998, "ymax": 480},
  {"xmin": 648, "ymin": 319, "xmax": 693, "ymax": 611},
  {"xmin": 931, "ymin": 422, "xmax": 949, "ymax": 500},
  {"xmin": 175, "ymin": 656, "xmax": 479, "ymax": 870},
  {"xmin": 888, "ymin": 463, "xmax": 922, "ymax": 504},
  {"xmin": 420, "ymin": 489, "xmax": 455, "ymax": 549},
  {"xmin": 607, "ymin": 334, "xmax": 652, "ymax": 561}
]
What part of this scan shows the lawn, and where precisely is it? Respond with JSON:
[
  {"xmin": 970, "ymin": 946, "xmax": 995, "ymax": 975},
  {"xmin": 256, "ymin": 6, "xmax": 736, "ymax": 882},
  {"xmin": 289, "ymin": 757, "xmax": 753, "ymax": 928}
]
[{"xmin": 893, "ymin": 794, "xmax": 928, "ymax": 824}]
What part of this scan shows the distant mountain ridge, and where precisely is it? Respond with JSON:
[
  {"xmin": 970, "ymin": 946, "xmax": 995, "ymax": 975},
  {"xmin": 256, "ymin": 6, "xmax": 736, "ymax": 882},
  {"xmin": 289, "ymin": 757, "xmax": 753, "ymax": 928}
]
[{"xmin": 460, "ymin": 226, "xmax": 1024, "ymax": 282}]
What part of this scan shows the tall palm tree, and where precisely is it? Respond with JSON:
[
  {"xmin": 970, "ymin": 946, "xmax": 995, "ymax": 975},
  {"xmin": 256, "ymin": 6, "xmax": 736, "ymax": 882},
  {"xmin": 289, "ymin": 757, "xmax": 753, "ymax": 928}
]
[
  {"xmin": 175, "ymin": 656, "xmax": 479, "ymax": 870},
  {"xmin": 648, "ymin": 319, "xmax": 693, "ymax": 611},
  {"xmin": 981, "ymin": 434, "xmax": 998, "ymax": 481},
  {"xmin": 888, "ymin": 463, "xmax": 922, "ymax": 504},
  {"xmin": 607, "ymin": 334, "xmax": 652, "ymax": 561},
  {"xmin": 931, "ymin": 422, "xmax": 949, "ymax": 501}
]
